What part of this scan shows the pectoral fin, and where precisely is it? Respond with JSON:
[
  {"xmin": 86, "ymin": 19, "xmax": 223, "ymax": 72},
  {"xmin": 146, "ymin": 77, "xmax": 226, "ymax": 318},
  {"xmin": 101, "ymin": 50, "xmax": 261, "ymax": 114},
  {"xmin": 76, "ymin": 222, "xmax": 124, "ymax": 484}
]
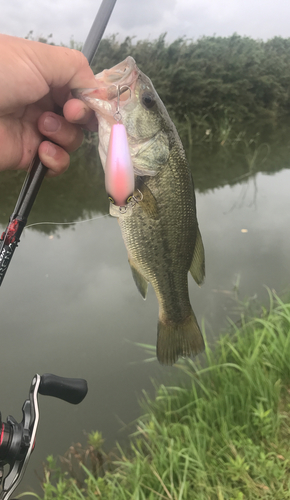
[
  {"xmin": 135, "ymin": 178, "xmax": 159, "ymax": 220},
  {"xmin": 190, "ymin": 227, "xmax": 205, "ymax": 285},
  {"xmin": 128, "ymin": 258, "xmax": 148, "ymax": 299}
]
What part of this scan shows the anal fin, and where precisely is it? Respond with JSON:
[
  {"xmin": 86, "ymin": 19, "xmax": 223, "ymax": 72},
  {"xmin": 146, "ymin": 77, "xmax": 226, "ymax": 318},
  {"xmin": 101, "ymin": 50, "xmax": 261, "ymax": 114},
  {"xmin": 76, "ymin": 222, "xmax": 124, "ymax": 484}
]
[{"xmin": 128, "ymin": 258, "xmax": 148, "ymax": 299}]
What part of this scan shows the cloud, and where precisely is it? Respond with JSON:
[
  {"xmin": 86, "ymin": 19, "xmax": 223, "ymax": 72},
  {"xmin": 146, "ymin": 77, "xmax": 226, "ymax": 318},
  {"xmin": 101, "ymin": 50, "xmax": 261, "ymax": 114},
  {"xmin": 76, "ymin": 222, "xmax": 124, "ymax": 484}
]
[
  {"xmin": 1, "ymin": 0, "xmax": 290, "ymax": 48},
  {"xmin": 112, "ymin": 0, "xmax": 176, "ymax": 29}
]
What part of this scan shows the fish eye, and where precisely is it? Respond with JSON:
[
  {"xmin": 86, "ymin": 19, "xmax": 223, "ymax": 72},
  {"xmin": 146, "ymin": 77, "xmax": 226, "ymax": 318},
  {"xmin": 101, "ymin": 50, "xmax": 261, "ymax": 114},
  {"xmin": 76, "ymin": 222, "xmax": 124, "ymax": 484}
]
[
  {"xmin": 141, "ymin": 91, "xmax": 155, "ymax": 109},
  {"xmin": 108, "ymin": 196, "xmax": 115, "ymax": 204},
  {"xmin": 126, "ymin": 195, "xmax": 133, "ymax": 203}
]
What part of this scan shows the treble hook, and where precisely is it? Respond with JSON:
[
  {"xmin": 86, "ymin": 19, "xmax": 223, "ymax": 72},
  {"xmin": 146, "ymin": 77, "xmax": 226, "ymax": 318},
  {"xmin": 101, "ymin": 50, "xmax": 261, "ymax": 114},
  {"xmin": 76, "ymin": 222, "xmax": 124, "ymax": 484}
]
[
  {"xmin": 117, "ymin": 189, "xmax": 143, "ymax": 214},
  {"xmin": 132, "ymin": 189, "xmax": 143, "ymax": 203}
]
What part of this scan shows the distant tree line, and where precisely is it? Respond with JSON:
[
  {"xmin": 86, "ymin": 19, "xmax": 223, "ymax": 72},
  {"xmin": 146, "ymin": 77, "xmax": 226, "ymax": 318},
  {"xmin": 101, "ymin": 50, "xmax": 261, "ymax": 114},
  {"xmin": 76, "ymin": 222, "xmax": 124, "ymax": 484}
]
[
  {"xmin": 2, "ymin": 33, "xmax": 290, "ymax": 230},
  {"xmin": 30, "ymin": 31, "xmax": 290, "ymax": 125},
  {"xmin": 88, "ymin": 33, "xmax": 290, "ymax": 124}
]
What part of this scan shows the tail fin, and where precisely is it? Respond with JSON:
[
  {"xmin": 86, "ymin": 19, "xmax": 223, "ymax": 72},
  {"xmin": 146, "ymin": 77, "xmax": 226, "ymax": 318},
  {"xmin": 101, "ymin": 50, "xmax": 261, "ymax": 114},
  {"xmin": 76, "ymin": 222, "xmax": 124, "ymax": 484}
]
[{"xmin": 156, "ymin": 310, "xmax": 204, "ymax": 365}]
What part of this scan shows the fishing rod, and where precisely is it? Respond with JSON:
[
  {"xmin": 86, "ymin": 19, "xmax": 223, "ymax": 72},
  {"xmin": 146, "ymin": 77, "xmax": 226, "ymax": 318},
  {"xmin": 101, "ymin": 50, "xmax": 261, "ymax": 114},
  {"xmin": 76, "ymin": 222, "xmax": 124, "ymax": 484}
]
[{"xmin": 0, "ymin": 0, "xmax": 117, "ymax": 287}]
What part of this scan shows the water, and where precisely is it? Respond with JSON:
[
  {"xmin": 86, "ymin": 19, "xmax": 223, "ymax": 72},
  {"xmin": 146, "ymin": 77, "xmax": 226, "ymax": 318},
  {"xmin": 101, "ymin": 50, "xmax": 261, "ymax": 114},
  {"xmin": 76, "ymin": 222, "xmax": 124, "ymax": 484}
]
[{"xmin": 1, "ymin": 123, "xmax": 290, "ymax": 496}]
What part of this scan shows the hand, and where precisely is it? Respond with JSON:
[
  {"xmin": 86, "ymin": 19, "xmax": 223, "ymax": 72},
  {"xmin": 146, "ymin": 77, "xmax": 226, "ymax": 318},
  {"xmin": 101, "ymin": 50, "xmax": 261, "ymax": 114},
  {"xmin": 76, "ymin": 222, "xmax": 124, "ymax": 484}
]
[{"xmin": 0, "ymin": 34, "xmax": 98, "ymax": 177}]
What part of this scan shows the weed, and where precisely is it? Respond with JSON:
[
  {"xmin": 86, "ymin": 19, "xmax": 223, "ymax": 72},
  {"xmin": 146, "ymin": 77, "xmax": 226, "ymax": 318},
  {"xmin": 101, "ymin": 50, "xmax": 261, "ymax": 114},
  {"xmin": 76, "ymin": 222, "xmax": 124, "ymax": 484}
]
[{"xmin": 26, "ymin": 292, "xmax": 290, "ymax": 499}]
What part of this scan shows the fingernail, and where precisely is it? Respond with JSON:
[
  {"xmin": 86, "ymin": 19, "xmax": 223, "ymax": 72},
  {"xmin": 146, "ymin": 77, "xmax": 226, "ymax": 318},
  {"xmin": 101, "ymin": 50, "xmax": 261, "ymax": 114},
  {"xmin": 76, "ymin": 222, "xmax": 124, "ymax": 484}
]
[
  {"xmin": 74, "ymin": 107, "xmax": 87, "ymax": 121},
  {"xmin": 43, "ymin": 116, "xmax": 60, "ymax": 132},
  {"xmin": 45, "ymin": 142, "xmax": 57, "ymax": 157}
]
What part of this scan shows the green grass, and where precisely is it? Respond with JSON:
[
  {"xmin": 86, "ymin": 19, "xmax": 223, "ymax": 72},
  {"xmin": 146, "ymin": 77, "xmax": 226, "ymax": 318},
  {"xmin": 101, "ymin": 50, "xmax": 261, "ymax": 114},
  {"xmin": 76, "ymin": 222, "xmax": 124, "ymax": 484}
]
[{"xmin": 24, "ymin": 291, "xmax": 290, "ymax": 499}]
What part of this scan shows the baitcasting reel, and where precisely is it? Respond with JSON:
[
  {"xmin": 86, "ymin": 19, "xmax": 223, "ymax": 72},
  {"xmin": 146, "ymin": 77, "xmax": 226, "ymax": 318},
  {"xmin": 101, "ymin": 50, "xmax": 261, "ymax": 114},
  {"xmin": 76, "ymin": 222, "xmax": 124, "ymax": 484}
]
[{"xmin": 0, "ymin": 373, "xmax": 88, "ymax": 500}]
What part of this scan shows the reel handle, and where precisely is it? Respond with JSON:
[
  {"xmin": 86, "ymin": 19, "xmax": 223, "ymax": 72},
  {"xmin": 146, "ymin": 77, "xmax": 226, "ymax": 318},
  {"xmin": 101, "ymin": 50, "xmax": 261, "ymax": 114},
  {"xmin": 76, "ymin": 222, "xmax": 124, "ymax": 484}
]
[
  {"xmin": 0, "ymin": 373, "xmax": 88, "ymax": 500},
  {"xmin": 39, "ymin": 374, "xmax": 88, "ymax": 404}
]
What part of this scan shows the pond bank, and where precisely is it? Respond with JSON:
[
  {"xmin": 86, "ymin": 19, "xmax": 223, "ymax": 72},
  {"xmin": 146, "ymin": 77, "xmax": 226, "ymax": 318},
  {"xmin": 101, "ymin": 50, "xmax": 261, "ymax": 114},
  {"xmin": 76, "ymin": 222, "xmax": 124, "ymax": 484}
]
[{"xmin": 28, "ymin": 291, "xmax": 290, "ymax": 500}]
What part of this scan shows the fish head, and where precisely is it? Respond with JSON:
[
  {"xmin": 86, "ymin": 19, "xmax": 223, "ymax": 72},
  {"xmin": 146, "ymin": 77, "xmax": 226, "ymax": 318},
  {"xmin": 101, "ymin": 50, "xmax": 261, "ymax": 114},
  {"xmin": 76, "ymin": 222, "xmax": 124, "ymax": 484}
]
[
  {"xmin": 72, "ymin": 57, "xmax": 138, "ymax": 123},
  {"xmin": 72, "ymin": 57, "xmax": 172, "ymax": 178}
]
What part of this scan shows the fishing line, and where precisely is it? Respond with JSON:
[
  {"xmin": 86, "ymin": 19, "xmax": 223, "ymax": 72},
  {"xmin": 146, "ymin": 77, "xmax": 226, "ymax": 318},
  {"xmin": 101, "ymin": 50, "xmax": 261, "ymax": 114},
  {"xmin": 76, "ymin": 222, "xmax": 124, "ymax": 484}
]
[
  {"xmin": 23, "ymin": 77, "xmax": 133, "ymax": 232},
  {"xmin": 25, "ymin": 86, "xmax": 134, "ymax": 230},
  {"xmin": 25, "ymin": 214, "xmax": 109, "ymax": 229}
]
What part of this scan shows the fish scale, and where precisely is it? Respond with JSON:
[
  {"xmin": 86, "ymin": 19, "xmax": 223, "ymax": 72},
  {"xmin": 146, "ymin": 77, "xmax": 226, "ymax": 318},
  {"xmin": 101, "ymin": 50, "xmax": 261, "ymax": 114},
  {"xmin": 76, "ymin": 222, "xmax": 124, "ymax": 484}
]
[
  {"xmin": 74, "ymin": 56, "xmax": 205, "ymax": 365},
  {"xmin": 120, "ymin": 144, "xmax": 198, "ymax": 335}
]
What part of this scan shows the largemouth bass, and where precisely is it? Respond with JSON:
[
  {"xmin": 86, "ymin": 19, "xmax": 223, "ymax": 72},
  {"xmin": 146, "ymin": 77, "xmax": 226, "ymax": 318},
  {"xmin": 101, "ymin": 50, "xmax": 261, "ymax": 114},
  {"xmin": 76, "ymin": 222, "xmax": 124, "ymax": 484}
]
[{"xmin": 74, "ymin": 57, "xmax": 205, "ymax": 365}]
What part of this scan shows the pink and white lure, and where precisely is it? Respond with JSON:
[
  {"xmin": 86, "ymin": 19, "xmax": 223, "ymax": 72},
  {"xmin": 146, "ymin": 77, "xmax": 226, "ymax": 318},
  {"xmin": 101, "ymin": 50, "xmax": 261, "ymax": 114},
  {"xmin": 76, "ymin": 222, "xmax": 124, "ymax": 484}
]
[{"xmin": 105, "ymin": 122, "xmax": 135, "ymax": 207}]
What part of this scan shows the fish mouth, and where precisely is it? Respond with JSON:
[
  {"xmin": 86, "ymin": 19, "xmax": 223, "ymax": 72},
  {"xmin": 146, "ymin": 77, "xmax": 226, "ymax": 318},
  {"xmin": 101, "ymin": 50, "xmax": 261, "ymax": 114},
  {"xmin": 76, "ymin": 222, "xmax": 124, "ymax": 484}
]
[{"xmin": 71, "ymin": 57, "xmax": 139, "ymax": 115}]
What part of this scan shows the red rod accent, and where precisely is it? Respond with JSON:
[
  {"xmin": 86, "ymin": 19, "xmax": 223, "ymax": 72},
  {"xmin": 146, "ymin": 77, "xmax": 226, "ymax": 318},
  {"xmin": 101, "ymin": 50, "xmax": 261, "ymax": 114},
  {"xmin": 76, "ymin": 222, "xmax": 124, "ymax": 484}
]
[
  {"xmin": 1, "ymin": 220, "xmax": 19, "ymax": 245},
  {"xmin": 0, "ymin": 423, "xmax": 4, "ymax": 446}
]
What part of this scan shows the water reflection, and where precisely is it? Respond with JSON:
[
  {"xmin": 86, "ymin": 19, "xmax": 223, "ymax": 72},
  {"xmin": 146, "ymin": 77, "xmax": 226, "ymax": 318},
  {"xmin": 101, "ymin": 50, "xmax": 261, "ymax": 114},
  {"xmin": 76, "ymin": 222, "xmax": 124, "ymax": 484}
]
[
  {"xmin": 0, "ymin": 122, "xmax": 290, "ymax": 495},
  {"xmin": 1, "ymin": 120, "xmax": 290, "ymax": 230}
]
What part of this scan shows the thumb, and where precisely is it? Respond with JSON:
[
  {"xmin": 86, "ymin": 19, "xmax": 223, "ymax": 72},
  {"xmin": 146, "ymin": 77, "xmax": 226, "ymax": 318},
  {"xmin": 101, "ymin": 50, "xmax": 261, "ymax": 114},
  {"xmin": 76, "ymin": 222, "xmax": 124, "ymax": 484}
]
[
  {"xmin": 29, "ymin": 42, "xmax": 97, "ymax": 90},
  {"xmin": 0, "ymin": 35, "xmax": 97, "ymax": 111}
]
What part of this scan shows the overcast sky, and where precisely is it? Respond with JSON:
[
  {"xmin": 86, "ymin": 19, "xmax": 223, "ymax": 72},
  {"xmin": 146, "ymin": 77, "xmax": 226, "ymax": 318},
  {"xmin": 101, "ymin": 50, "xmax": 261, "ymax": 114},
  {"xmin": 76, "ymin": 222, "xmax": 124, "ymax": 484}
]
[{"xmin": 2, "ymin": 0, "xmax": 290, "ymax": 48}]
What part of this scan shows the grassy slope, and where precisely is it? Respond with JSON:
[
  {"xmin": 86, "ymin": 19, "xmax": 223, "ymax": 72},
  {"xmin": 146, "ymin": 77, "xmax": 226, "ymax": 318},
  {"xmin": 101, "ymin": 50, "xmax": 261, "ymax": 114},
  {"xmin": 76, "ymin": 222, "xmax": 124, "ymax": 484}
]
[{"xmin": 29, "ymin": 292, "xmax": 290, "ymax": 499}]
